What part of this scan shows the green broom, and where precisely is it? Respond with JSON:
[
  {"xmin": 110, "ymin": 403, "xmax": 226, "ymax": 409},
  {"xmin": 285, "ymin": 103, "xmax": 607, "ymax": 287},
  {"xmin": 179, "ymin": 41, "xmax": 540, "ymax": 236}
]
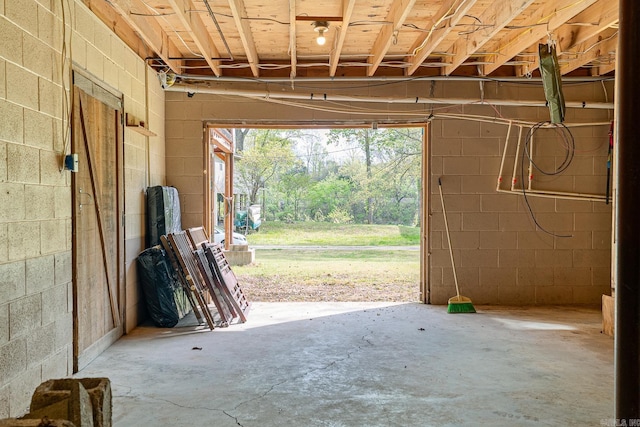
[{"xmin": 438, "ymin": 177, "xmax": 476, "ymax": 314}]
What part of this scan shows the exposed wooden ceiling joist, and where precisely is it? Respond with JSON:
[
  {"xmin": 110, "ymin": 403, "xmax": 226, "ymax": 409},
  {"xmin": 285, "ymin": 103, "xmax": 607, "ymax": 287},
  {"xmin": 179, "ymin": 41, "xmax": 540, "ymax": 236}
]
[
  {"xmin": 367, "ymin": 0, "xmax": 418, "ymax": 76},
  {"xmin": 106, "ymin": 0, "xmax": 184, "ymax": 74},
  {"xmin": 560, "ymin": 30, "xmax": 617, "ymax": 75},
  {"xmin": 443, "ymin": 0, "xmax": 537, "ymax": 76},
  {"xmin": 227, "ymin": 0, "xmax": 260, "ymax": 77},
  {"xmin": 166, "ymin": 0, "xmax": 222, "ymax": 76},
  {"xmin": 405, "ymin": 0, "xmax": 478, "ymax": 76},
  {"xmin": 329, "ymin": 0, "xmax": 357, "ymax": 77},
  {"xmin": 516, "ymin": 0, "xmax": 618, "ymax": 77},
  {"xmin": 88, "ymin": 0, "xmax": 618, "ymax": 79},
  {"xmin": 482, "ymin": 0, "xmax": 599, "ymax": 76}
]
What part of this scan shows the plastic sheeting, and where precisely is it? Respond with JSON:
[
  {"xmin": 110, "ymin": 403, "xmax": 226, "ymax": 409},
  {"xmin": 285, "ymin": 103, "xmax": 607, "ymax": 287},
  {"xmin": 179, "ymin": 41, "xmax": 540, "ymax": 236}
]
[
  {"xmin": 146, "ymin": 186, "xmax": 182, "ymax": 247},
  {"xmin": 137, "ymin": 246, "xmax": 190, "ymax": 328}
]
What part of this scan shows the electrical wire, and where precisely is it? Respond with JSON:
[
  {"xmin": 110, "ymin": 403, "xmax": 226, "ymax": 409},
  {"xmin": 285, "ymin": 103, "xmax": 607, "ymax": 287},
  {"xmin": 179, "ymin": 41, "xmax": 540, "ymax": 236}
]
[
  {"xmin": 520, "ymin": 121, "xmax": 575, "ymax": 238},
  {"xmin": 59, "ymin": 0, "xmax": 73, "ymax": 169}
]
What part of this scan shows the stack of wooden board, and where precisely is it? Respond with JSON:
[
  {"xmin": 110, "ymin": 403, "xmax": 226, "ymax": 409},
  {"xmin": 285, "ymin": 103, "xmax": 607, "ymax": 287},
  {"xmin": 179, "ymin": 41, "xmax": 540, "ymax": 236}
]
[{"xmin": 160, "ymin": 227, "xmax": 250, "ymax": 330}]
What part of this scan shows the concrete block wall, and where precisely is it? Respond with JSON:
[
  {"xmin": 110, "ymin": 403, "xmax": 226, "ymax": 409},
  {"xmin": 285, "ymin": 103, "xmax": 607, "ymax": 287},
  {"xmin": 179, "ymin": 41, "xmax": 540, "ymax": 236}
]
[
  {"xmin": 165, "ymin": 101, "xmax": 205, "ymax": 229},
  {"xmin": 165, "ymin": 78, "xmax": 613, "ymax": 306},
  {"xmin": 429, "ymin": 81, "xmax": 613, "ymax": 304},
  {"xmin": 0, "ymin": 0, "xmax": 164, "ymax": 417}
]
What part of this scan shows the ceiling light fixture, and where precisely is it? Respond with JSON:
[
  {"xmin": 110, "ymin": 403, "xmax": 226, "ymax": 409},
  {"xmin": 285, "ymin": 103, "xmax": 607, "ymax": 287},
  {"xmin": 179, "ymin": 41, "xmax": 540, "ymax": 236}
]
[{"xmin": 313, "ymin": 21, "xmax": 329, "ymax": 46}]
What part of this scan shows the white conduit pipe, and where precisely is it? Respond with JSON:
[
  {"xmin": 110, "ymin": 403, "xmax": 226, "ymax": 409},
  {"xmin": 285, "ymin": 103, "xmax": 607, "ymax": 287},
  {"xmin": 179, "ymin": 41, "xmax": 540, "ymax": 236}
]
[
  {"xmin": 511, "ymin": 126, "xmax": 524, "ymax": 191},
  {"xmin": 497, "ymin": 121, "xmax": 513, "ymax": 192},
  {"xmin": 165, "ymin": 85, "xmax": 615, "ymax": 110},
  {"xmin": 496, "ymin": 188, "xmax": 606, "ymax": 203}
]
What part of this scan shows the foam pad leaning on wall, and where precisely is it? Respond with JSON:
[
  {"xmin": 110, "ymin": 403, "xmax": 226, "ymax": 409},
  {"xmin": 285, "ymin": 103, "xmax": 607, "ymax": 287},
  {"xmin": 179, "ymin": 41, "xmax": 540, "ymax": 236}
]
[{"xmin": 146, "ymin": 186, "xmax": 182, "ymax": 247}]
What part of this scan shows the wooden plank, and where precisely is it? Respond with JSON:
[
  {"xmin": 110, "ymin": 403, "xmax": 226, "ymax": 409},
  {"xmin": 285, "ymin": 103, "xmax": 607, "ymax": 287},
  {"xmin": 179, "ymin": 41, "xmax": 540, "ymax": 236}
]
[
  {"xmin": 78, "ymin": 95, "xmax": 120, "ymax": 328},
  {"xmin": 166, "ymin": 0, "xmax": 222, "ymax": 76},
  {"xmin": 104, "ymin": 0, "xmax": 183, "ymax": 74},
  {"xmin": 367, "ymin": 0, "xmax": 418, "ymax": 76},
  {"xmin": 227, "ymin": 0, "xmax": 260, "ymax": 77},
  {"xmin": 602, "ymin": 294, "xmax": 614, "ymax": 336},
  {"xmin": 166, "ymin": 233, "xmax": 217, "ymax": 330},
  {"xmin": 443, "ymin": 0, "xmax": 537, "ymax": 75},
  {"xmin": 596, "ymin": 55, "xmax": 616, "ymax": 75},
  {"xmin": 405, "ymin": 0, "xmax": 478, "ymax": 76},
  {"xmin": 203, "ymin": 244, "xmax": 251, "ymax": 323},
  {"xmin": 194, "ymin": 249, "xmax": 236, "ymax": 325},
  {"xmin": 482, "ymin": 0, "xmax": 599, "ymax": 75},
  {"xmin": 329, "ymin": 0, "xmax": 357, "ymax": 77},
  {"xmin": 289, "ymin": 0, "xmax": 297, "ymax": 77},
  {"xmin": 516, "ymin": 0, "xmax": 618, "ymax": 76}
]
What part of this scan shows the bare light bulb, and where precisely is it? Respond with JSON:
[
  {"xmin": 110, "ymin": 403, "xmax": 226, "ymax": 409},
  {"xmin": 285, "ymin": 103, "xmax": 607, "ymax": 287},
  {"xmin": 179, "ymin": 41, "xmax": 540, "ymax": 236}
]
[{"xmin": 317, "ymin": 30, "xmax": 326, "ymax": 46}]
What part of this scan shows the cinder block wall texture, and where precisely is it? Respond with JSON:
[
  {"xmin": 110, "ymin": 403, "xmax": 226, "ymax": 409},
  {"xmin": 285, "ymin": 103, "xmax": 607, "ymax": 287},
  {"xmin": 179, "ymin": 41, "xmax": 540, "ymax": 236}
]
[
  {"xmin": 429, "ymin": 82, "xmax": 612, "ymax": 304},
  {"xmin": 166, "ymin": 79, "xmax": 613, "ymax": 306},
  {"xmin": 0, "ymin": 0, "xmax": 164, "ymax": 417}
]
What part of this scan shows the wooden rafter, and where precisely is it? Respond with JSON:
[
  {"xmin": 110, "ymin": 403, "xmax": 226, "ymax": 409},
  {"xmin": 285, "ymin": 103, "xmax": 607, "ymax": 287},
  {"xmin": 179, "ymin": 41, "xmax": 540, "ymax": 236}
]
[
  {"xmin": 405, "ymin": 0, "xmax": 477, "ymax": 76},
  {"xmin": 560, "ymin": 30, "xmax": 617, "ymax": 75},
  {"xmin": 367, "ymin": 0, "xmax": 417, "ymax": 77},
  {"xmin": 516, "ymin": 0, "xmax": 618, "ymax": 77},
  {"xmin": 329, "ymin": 0, "xmax": 357, "ymax": 77},
  {"xmin": 290, "ymin": 0, "xmax": 297, "ymax": 78},
  {"xmin": 106, "ymin": 0, "xmax": 183, "ymax": 74},
  {"xmin": 596, "ymin": 57, "xmax": 616, "ymax": 76},
  {"xmin": 443, "ymin": 0, "xmax": 536, "ymax": 76},
  {"xmin": 166, "ymin": 0, "xmax": 222, "ymax": 76},
  {"xmin": 227, "ymin": 0, "xmax": 260, "ymax": 77},
  {"xmin": 482, "ymin": 0, "xmax": 598, "ymax": 76}
]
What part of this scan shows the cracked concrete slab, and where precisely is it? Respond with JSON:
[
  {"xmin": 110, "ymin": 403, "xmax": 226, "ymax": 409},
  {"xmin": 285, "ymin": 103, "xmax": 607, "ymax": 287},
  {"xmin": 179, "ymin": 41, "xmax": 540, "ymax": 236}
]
[{"xmin": 76, "ymin": 302, "xmax": 613, "ymax": 426}]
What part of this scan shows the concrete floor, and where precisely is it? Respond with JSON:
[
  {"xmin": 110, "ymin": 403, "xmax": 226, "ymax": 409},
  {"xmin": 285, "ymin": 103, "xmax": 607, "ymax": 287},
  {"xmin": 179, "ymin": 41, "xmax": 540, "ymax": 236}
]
[{"xmin": 77, "ymin": 302, "xmax": 614, "ymax": 426}]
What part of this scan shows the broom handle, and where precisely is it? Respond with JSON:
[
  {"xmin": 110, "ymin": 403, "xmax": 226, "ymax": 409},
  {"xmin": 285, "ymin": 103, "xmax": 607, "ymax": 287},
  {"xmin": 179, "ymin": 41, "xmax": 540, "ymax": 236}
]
[{"xmin": 438, "ymin": 178, "xmax": 461, "ymax": 298}]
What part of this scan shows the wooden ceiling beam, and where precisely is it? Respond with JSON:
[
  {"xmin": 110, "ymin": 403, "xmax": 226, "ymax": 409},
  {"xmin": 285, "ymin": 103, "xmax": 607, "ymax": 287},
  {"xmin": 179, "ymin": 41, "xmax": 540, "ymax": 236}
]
[
  {"xmin": 405, "ymin": 0, "xmax": 477, "ymax": 76},
  {"xmin": 560, "ymin": 30, "xmax": 617, "ymax": 75},
  {"xmin": 516, "ymin": 0, "xmax": 618, "ymax": 77},
  {"xmin": 290, "ymin": 0, "xmax": 297, "ymax": 78},
  {"xmin": 329, "ymin": 0, "xmax": 357, "ymax": 77},
  {"xmin": 482, "ymin": 0, "xmax": 598, "ymax": 76},
  {"xmin": 227, "ymin": 0, "xmax": 260, "ymax": 77},
  {"xmin": 367, "ymin": 0, "xmax": 418, "ymax": 77},
  {"xmin": 443, "ymin": 0, "xmax": 536, "ymax": 76},
  {"xmin": 105, "ymin": 0, "xmax": 184, "ymax": 74},
  {"xmin": 166, "ymin": 0, "xmax": 222, "ymax": 76},
  {"xmin": 596, "ymin": 55, "xmax": 616, "ymax": 76}
]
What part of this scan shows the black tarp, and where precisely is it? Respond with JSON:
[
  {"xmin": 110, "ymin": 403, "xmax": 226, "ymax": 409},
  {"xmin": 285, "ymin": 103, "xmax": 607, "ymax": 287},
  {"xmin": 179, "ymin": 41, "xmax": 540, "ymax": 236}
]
[{"xmin": 137, "ymin": 246, "xmax": 188, "ymax": 328}]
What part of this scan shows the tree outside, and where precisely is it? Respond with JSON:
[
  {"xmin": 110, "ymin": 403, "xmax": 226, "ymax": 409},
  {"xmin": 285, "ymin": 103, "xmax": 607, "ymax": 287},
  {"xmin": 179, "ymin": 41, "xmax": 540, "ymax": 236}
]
[{"xmin": 234, "ymin": 127, "xmax": 423, "ymax": 226}]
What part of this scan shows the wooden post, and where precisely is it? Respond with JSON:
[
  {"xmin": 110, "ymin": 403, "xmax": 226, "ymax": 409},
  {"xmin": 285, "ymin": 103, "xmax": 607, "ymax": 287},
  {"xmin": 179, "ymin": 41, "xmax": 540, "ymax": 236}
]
[{"xmin": 615, "ymin": 0, "xmax": 640, "ymax": 420}]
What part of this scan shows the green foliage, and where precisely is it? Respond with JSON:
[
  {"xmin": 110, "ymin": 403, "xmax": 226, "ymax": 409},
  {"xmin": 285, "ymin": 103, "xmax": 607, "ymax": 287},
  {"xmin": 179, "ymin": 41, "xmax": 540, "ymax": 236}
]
[
  {"xmin": 326, "ymin": 207, "xmax": 353, "ymax": 224},
  {"xmin": 235, "ymin": 129, "xmax": 298, "ymax": 204},
  {"xmin": 235, "ymin": 127, "xmax": 423, "ymax": 226}
]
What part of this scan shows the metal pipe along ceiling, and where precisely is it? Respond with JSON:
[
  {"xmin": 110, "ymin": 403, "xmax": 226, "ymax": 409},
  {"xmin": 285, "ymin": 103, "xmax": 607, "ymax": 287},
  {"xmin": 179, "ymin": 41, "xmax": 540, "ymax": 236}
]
[{"xmin": 165, "ymin": 84, "xmax": 615, "ymax": 110}]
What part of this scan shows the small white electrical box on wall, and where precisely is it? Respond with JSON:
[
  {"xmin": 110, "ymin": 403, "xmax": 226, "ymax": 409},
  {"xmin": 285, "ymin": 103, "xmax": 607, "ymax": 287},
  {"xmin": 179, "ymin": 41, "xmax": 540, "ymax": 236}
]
[{"xmin": 64, "ymin": 154, "xmax": 79, "ymax": 172}]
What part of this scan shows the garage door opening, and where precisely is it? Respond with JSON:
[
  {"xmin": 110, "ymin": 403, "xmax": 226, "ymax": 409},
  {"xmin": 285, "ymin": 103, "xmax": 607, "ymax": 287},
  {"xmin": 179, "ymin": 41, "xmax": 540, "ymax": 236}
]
[{"xmin": 206, "ymin": 126, "xmax": 428, "ymax": 304}]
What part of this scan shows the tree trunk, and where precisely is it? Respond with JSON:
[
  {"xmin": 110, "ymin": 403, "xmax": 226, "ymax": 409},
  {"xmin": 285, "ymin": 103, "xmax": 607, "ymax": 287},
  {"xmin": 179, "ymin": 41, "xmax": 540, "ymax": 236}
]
[{"xmin": 365, "ymin": 130, "xmax": 373, "ymax": 224}]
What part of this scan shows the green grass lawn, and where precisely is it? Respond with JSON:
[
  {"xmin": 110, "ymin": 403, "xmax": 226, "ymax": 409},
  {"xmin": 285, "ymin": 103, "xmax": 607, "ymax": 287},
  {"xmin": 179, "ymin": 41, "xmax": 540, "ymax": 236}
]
[{"xmin": 245, "ymin": 221, "xmax": 420, "ymax": 246}]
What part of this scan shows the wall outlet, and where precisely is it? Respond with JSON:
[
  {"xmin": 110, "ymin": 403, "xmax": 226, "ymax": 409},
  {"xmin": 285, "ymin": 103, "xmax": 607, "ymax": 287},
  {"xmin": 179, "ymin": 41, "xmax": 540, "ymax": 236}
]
[{"xmin": 64, "ymin": 154, "xmax": 79, "ymax": 172}]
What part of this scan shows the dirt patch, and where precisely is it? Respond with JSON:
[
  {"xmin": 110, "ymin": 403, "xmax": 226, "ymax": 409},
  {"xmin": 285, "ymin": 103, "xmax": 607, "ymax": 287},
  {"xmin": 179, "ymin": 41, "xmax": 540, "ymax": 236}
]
[{"xmin": 239, "ymin": 275, "xmax": 421, "ymax": 302}]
